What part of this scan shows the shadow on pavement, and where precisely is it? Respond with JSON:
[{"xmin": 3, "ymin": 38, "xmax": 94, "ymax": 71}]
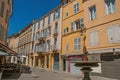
[{"xmin": 2, "ymin": 65, "xmax": 31, "ymax": 79}]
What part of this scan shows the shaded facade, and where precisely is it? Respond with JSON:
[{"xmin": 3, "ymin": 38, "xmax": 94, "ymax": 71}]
[
  {"xmin": 18, "ymin": 24, "xmax": 32, "ymax": 65},
  {"xmin": 0, "ymin": 0, "xmax": 14, "ymax": 64},
  {"xmin": 7, "ymin": 34, "xmax": 19, "ymax": 63}
]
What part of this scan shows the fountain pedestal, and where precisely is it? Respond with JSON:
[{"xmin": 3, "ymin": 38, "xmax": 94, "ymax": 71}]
[
  {"xmin": 81, "ymin": 67, "xmax": 92, "ymax": 80},
  {"xmin": 72, "ymin": 61, "xmax": 100, "ymax": 80}
]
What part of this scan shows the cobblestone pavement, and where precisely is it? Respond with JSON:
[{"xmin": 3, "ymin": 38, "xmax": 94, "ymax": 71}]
[{"xmin": 2, "ymin": 67, "xmax": 119, "ymax": 80}]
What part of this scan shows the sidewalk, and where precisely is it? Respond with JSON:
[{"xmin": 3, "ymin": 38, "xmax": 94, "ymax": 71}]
[{"xmin": 31, "ymin": 68, "xmax": 118, "ymax": 80}]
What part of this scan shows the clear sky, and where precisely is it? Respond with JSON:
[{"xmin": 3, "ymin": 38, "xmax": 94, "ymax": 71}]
[{"xmin": 8, "ymin": 0, "xmax": 61, "ymax": 36}]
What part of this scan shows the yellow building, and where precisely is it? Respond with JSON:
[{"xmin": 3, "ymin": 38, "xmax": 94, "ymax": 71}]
[
  {"xmin": 61, "ymin": 0, "xmax": 85, "ymax": 74},
  {"xmin": 83, "ymin": 0, "xmax": 120, "ymax": 79}
]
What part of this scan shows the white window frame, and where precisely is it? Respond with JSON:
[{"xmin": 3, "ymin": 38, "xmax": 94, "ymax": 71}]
[
  {"xmin": 105, "ymin": 0, "xmax": 116, "ymax": 15},
  {"xmin": 74, "ymin": 2, "xmax": 80, "ymax": 13},
  {"xmin": 74, "ymin": 38, "xmax": 81, "ymax": 51},
  {"xmin": 75, "ymin": 18, "xmax": 84, "ymax": 30},
  {"xmin": 71, "ymin": 21, "xmax": 75, "ymax": 32},
  {"xmin": 89, "ymin": 5, "xmax": 96, "ymax": 20}
]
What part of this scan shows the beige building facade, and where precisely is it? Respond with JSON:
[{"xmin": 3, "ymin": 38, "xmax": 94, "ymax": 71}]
[
  {"xmin": 18, "ymin": 24, "xmax": 32, "ymax": 65},
  {"xmin": 7, "ymin": 34, "xmax": 19, "ymax": 63},
  {"xmin": 29, "ymin": 5, "xmax": 62, "ymax": 70}
]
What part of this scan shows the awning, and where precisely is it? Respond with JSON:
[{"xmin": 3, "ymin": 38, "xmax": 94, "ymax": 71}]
[
  {"xmin": 0, "ymin": 43, "xmax": 17, "ymax": 56},
  {"xmin": 0, "ymin": 51, "xmax": 9, "ymax": 56}
]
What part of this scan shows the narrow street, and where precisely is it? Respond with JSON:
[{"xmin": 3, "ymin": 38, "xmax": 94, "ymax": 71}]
[{"xmin": 1, "ymin": 68, "xmax": 118, "ymax": 80}]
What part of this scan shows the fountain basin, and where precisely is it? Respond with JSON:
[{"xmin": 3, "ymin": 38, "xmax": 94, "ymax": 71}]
[
  {"xmin": 71, "ymin": 61, "xmax": 101, "ymax": 80},
  {"xmin": 71, "ymin": 61, "xmax": 100, "ymax": 68}
]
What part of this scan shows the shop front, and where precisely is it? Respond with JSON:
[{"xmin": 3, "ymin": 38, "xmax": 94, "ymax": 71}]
[{"xmin": 61, "ymin": 54, "xmax": 83, "ymax": 75}]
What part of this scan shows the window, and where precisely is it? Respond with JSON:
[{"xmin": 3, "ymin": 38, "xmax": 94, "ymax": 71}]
[
  {"xmin": 48, "ymin": 26, "xmax": 51, "ymax": 36},
  {"xmin": 5, "ymin": 10, "xmax": 9, "ymax": 23},
  {"xmin": 0, "ymin": 24, "xmax": 6, "ymax": 42},
  {"xmin": 74, "ymin": 3, "xmax": 80, "ymax": 13},
  {"xmin": 54, "ymin": 8, "xmax": 60, "ymax": 20},
  {"xmin": 38, "ymin": 22, "xmax": 40, "ymax": 29},
  {"xmin": 90, "ymin": 30, "xmax": 99, "ymax": 46},
  {"xmin": 32, "ymin": 33, "xmax": 35, "ymax": 41},
  {"xmin": 54, "ymin": 22, "xmax": 58, "ymax": 33},
  {"xmin": 0, "ymin": 1, "xmax": 5, "ymax": 17},
  {"xmin": 54, "ymin": 38, "xmax": 57, "ymax": 49},
  {"xmin": 71, "ymin": 22, "xmax": 75, "ymax": 32},
  {"xmin": 107, "ymin": 24, "xmax": 120, "ymax": 43},
  {"xmin": 66, "ymin": 12, "xmax": 68, "ymax": 17},
  {"xmin": 74, "ymin": 38, "xmax": 81, "ymax": 51},
  {"xmin": 105, "ymin": 0, "xmax": 116, "ymax": 15},
  {"xmin": 34, "ymin": 23, "xmax": 36, "ymax": 31},
  {"xmin": 64, "ymin": 27, "xmax": 69, "ymax": 34},
  {"xmin": 42, "ymin": 18, "xmax": 45, "ymax": 27},
  {"xmin": 47, "ymin": 40, "xmax": 50, "ymax": 51},
  {"xmin": 48, "ymin": 14, "xmax": 51, "ymax": 24},
  {"xmin": 63, "ymin": 0, "xmax": 68, "ymax": 6},
  {"xmin": 31, "ymin": 42, "xmax": 34, "ymax": 52},
  {"xmin": 8, "ymin": 0, "xmax": 10, "ymax": 5},
  {"xmin": 75, "ymin": 18, "xmax": 84, "ymax": 30},
  {"xmin": 89, "ymin": 5, "xmax": 96, "ymax": 20},
  {"xmin": 66, "ymin": 45, "xmax": 69, "ymax": 52}
]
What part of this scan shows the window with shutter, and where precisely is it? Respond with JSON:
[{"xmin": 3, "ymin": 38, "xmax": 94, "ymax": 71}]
[
  {"xmin": 90, "ymin": 32, "xmax": 95, "ymax": 46},
  {"xmin": 89, "ymin": 5, "xmax": 96, "ymax": 20},
  {"xmin": 74, "ymin": 38, "xmax": 81, "ymax": 51},
  {"xmin": 108, "ymin": 24, "xmax": 120, "ymax": 44},
  {"xmin": 94, "ymin": 31, "xmax": 99, "ymax": 46},
  {"xmin": 74, "ymin": 2, "xmax": 80, "ymax": 13},
  {"xmin": 71, "ymin": 22, "xmax": 74, "ymax": 32},
  {"xmin": 90, "ymin": 30, "xmax": 99, "ymax": 46}
]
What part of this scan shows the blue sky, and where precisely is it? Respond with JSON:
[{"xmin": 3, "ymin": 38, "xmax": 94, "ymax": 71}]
[{"xmin": 8, "ymin": 0, "xmax": 61, "ymax": 36}]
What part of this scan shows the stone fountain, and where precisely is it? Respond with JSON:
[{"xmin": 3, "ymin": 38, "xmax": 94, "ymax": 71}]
[
  {"xmin": 73, "ymin": 51, "xmax": 100, "ymax": 80},
  {"xmin": 72, "ymin": 30, "xmax": 100, "ymax": 80}
]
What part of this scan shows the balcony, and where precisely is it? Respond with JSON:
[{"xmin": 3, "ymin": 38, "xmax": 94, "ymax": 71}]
[
  {"xmin": 36, "ymin": 48, "xmax": 46, "ymax": 53},
  {"xmin": 36, "ymin": 48, "xmax": 42, "ymax": 53},
  {"xmin": 53, "ymin": 30, "xmax": 58, "ymax": 37},
  {"xmin": 37, "ymin": 34, "xmax": 47, "ymax": 41}
]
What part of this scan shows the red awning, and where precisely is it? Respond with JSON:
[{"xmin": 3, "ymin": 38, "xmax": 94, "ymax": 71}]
[{"xmin": 0, "ymin": 43, "xmax": 17, "ymax": 56}]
